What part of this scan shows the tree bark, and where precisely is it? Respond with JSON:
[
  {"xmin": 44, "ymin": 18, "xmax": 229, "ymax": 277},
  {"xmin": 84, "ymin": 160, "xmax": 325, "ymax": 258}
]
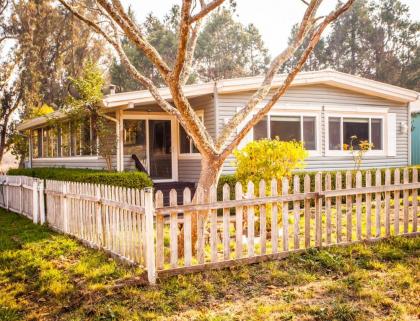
[
  {"xmin": 178, "ymin": 153, "xmax": 225, "ymax": 257},
  {"xmin": 197, "ymin": 154, "xmax": 224, "ymax": 197}
]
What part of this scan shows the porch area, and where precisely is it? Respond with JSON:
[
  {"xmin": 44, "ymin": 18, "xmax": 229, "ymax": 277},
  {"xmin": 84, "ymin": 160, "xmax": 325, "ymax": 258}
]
[{"xmin": 110, "ymin": 107, "xmax": 205, "ymax": 185}]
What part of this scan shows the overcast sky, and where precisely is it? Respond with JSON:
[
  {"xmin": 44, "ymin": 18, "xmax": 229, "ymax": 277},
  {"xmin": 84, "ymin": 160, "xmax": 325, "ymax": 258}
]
[{"xmin": 125, "ymin": 0, "xmax": 420, "ymax": 56}]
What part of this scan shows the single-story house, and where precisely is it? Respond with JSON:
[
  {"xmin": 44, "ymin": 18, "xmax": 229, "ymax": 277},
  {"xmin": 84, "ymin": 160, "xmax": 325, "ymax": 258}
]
[{"xmin": 17, "ymin": 69, "xmax": 420, "ymax": 183}]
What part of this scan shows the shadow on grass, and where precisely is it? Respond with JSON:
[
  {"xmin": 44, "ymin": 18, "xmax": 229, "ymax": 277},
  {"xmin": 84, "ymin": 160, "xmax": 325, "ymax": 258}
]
[
  {"xmin": 0, "ymin": 209, "xmax": 53, "ymax": 251},
  {"xmin": 0, "ymin": 208, "xmax": 419, "ymax": 321}
]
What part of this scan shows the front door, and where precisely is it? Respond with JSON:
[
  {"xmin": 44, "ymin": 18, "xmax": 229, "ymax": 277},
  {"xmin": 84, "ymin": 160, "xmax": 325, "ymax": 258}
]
[
  {"xmin": 123, "ymin": 116, "xmax": 177, "ymax": 181},
  {"xmin": 148, "ymin": 120, "xmax": 172, "ymax": 180}
]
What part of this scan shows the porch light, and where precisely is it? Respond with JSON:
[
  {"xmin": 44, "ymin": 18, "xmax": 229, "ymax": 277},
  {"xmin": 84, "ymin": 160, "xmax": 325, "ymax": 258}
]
[{"xmin": 400, "ymin": 121, "xmax": 408, "ymax": 134}]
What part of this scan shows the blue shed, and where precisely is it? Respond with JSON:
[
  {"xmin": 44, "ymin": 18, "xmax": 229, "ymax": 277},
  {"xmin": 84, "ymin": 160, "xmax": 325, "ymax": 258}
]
[{"xmin": 412, "ymin": 113, "xmax": 420, "ymax": 165}]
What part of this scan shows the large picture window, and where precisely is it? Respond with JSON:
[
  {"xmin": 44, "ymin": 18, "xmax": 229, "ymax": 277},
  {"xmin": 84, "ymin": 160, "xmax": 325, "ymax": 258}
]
[
  {"xmin": 179, "ymin": 112, "xmax": 204, "ymax": 154},
  {"xmin": 33, "ymin": 118, "xmax": 98, "ymax": 158},
  {"xmin": 31, "ymin": 129, "xmax": 42, "ymax": 159},
  {"xmin": 253, "ymin": 114, "xmax": 317, "ymax": 150},
  {"xmin": 60, "ymin": 122, "xmax": 70, "ymax": 157},
  {"xmin": 328, "ymin": 116, "xmax": 383, "ymax": 151}
]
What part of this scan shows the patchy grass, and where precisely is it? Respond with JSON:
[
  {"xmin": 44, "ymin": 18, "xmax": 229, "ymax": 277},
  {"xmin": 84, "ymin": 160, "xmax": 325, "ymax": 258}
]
[{"xmin": 0, "ymin": 209, "xmax": 419, "ymax": 321}]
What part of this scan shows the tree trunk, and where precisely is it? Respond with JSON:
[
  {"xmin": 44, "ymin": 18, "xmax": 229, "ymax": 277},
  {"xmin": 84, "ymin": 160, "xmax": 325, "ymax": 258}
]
[
  {"xmin": 196, "ymin": 154, "xmax": 224, "ymax": 198},
  {"xmin": 178, "ymin": 154, "xmax": 225, "ymax": 257},
  {"xmin": 0, "ymin": 124, "xmax": 7, "ymax": 166}
]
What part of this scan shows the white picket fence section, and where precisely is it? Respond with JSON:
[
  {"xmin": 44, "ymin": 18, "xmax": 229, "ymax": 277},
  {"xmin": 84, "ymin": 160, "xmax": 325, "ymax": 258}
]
[
  {"xmin": 0, "ymin": 168, "xmax": 419, "ymax": 285},
  {"xmin": 0, "ymin": 175, "xmax": 45, "ymax": 223},
  {"xmin": 153, "ymin": 168, "xmax": 419, "ymax": 282},
  {"xmin": 44, "ymin": 180, "xmax": 148, "ymax": 266}
]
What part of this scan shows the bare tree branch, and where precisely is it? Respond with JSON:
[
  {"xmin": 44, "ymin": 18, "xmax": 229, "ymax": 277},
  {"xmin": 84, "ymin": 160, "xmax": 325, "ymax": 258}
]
[
  {"xmin": 59, "ymin": 0, "xmax": 218, "ymax": 156},
  {"xmin": 220, "ymin": 0, "xmax": 356, "ymax": 158},
  {"xmin": 58, "ymin": 1, "xmax": 179, "ymax": 116},
  {"xmin": 172, "ymin": 0, "xmax": 194, "ymax": 80},
  {"xmin": 190, "ymin": 0, "xmax": 226, "ymax": 23},
  {"xmin": 110, "ymin": 0, "xmax": 145, "ymax": 37},
  {"xmin": 96, "ymin": 0, "xmax": 171, "ymax": 77},
  {"xmin": 215, "ymin": 0, "xmax": 322, "ymax": 150},
  {"xmin": 180, "ymin": 0, "xmax": 206, "ymax": 84}
]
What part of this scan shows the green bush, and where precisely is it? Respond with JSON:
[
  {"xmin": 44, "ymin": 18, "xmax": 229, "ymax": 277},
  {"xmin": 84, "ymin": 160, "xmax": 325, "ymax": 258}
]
[{"xmin": 7, "ymin": 168, "xmax": 153, "ymax": 189}]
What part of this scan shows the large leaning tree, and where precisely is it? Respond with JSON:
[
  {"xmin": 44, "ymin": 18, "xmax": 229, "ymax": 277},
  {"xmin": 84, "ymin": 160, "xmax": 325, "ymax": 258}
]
[{"xmin": 58, "ymin": 0, "xmax": 355, "ymax": 194}]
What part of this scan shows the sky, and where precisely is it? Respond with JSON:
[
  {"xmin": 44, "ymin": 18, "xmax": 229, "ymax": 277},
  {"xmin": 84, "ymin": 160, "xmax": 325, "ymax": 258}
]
[{"xmin": 125, "ymin": 0, "xmax": 420, "ymax": 56}]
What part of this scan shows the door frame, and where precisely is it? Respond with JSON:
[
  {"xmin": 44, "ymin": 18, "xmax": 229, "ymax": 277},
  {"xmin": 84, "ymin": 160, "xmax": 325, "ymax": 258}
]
[{"xmin": 122, "ymin": 113, "xmax": 178, "ymax": 182}]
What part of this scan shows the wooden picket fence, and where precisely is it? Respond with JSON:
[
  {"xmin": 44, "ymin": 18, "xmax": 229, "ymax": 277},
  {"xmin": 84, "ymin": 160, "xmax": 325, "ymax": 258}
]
[
  {"xmin": 153, "ymin": 168, "xmax": 419, "ymax": 282},
  {"xmin": 0, "ymin": 168, "xmax": 419, "ymax": 285},
  {"xmin": 44, "ymin": 180, "xmax": 148, "ymax": 266},
  {"xmin": 0, "ymin": 175, "xmax": 45, "ymax": 223}
]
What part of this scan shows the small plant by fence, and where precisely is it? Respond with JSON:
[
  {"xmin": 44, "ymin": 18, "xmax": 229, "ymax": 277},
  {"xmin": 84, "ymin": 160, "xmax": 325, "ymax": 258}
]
[{"xmin": 0, "ymin": 168, "xmax": 419, "ymax": 284}]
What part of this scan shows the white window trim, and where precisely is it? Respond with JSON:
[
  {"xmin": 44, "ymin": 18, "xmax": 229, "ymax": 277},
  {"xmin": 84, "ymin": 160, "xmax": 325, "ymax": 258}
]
[
  {"xmin": 34, "ymin": 156, "xmax": 101, "ymax": 161},
  {"xmin": 248, "ymin": 108, "xmax": 322, "ymax": 157},
  {"xmin": 324, "ymin": 111, "xmax": 387, "ymax": 157},
  {"xmin": 178, "ymin": 110, "xmax": 204, "ymax": 159}
]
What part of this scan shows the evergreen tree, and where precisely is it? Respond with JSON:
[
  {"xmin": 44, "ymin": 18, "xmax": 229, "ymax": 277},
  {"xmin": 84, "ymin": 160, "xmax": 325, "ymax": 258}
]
[
  {"xmin": 110, "ymin": 6, "xmax": 270, "ymax": 91},
  {"xmin": 285, "ymin": 0, "xmax": 419, "ymax": 90},
  {"xmin": 10, "ymin": 0, "xmax": 106, "ymax": 112}
]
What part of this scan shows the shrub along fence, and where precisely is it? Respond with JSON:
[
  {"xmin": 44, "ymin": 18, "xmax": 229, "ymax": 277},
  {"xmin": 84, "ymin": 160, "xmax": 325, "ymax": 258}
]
[{"xmin": 0, "ymin": 168, "xmax": 419, "ymax": 284}]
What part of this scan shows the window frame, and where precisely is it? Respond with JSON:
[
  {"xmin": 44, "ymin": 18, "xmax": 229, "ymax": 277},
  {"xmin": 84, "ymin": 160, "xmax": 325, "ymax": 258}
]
[
  {"xmin": 251, "ymin": 110, "xmax": 322, "ymax": 156},
  {"xmin": 178, "ymin": 110, "xmax": 204, "ymax": 159},
  {"xmin": 325, "ymin": 111, "xmax": 387, "ymax": 157},
  {"xmin": 32, "ymin": 117, "xmax": 99, "ymax": 160}
]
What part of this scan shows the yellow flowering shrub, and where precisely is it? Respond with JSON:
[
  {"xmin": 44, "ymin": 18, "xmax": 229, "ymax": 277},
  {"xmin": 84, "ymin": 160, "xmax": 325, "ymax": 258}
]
[{"xmin": 233, "ymin": 139, "xmax": 308, "ymax": 185}]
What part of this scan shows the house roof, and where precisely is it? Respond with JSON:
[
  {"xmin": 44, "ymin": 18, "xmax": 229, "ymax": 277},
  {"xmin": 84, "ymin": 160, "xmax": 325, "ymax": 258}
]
[{"xmin": 18, "ymin": 69, "xmax": 419, "ymax": 131}]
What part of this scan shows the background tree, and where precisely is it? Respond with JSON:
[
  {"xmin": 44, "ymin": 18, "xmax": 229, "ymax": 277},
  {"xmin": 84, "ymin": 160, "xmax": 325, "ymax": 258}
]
[
  {"xmin": 0, "ymin": 0, "xmax": 109, "ymax": 167},
  {"xmin": 284, "ymin": 0, "xmax": 419, "ymax": 91},
  {"xmin": 0, "ymin": 77, "xmax": 22, "ymax": 165},
  {"xmin": 10, "ymin": 0, "xmax": 107, "ymax": 114},
  {"xmin": 0, "ymin": 0, "xmax": 21, "ymax": 165},
  {"xmin": 195, "ymin": 8, "xmax": 269, "ymax": 81},
  {"xmin": 110, "ymin": 5, "xmax": 270, "ymax": 91}
]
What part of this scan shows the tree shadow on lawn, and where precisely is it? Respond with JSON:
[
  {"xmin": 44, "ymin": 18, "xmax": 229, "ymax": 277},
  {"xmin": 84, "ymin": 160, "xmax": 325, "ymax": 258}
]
[
  {"xmin": 0, "ymin": 209, "xmax": 136, "ymax": 321},
  {"xmin": 66, "ymin": 235, "xmax": 419, "ymax": 321}
]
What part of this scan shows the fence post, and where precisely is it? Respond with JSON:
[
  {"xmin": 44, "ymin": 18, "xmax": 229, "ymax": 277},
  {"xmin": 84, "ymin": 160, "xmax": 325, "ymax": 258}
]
[
  {"xmin": 38, "ymin": 180, "xmax": 45, "ymax": 225},
  {"xmin": 96, "ymin": 185, "xmax": 104, "ymax": 246},
  {"xmin": 32, "ymin": 180, "xmax": 39, "ymax": 224},
  {"xmin": 62, "ymin": 182, "xmax": 69, "ymax": 233},
  {"xmin": 5, "ymin": 176, "xmax": 9, "ymax": 210},
  {"xmin": 19, "ymin": 177, "xmax": 23, "ymax": 214},
  {"xmin": 144, "ymin": 187, "xmax": 156, "ymax": 285}
]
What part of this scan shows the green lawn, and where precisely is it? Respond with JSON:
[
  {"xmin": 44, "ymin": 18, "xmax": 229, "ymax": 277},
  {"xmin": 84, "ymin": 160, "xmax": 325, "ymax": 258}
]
[{"xmin": 0, "ymin": 208, "xmax": 419, "ymax": 321}]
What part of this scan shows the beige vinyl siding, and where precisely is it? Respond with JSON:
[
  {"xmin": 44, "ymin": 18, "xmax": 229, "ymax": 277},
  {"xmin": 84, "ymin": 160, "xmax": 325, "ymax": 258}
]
[
  {"xmin": 32, "ymin": 157, "xmax": 116, "ymax": 170},
  {"xmin": 178, "ymin": 159, "xmax": 202, "ymax": 182},
  {"xmin": 177, "ymin": 94, "xmax": 215, "ymax": 181},
  {"xmin": 218, "ymin": 84, "xmax": 409, "ymax": 174}
]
